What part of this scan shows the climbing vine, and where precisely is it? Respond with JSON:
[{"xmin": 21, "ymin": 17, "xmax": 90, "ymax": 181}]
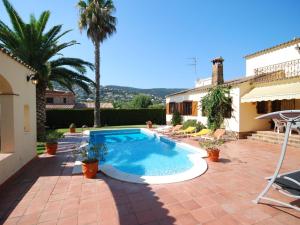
[{"xmin": 201, "ymin": 86, "xmax": 232, "ymax": 130}]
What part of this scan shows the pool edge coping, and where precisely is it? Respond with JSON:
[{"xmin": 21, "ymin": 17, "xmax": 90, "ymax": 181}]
[{"xmin": 74, "ymin": 128, "xmax": 208, "ymax": 184}]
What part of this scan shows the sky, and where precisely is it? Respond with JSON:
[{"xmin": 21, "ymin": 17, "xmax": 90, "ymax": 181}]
[{"xmin": 1, "ymin": 0, "xmax": 300, "ymax": 89}]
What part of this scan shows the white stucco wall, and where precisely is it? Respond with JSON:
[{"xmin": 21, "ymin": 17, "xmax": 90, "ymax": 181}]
[
  {"xmin": 0, "ymin": 52, "xmax": 36, "ymax": 185},
  {"xmin": 166, "ymin": 86, "xmax": 241, "ymax": 132},
  {"xmin": 246, "ymin": 43, "xmax": 300, "ymax": 77}
]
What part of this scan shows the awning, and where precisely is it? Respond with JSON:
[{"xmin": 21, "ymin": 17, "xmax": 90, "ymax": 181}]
[{"xmin": 241, "ymin": 82, "xmax": 300, "ymax": 103}]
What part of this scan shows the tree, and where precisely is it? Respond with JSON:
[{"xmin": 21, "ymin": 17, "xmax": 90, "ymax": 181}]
[
  {"xmin": 0, "ymin": 0, "xmax": 94, "ymax": 140},
  {"xmin": 201, "ymin": 86, "xmax": 232, "ymax": 130},
  {"xmin": 131, "ymin": 94, "xmax": 153, "ymax": 108},
  {"xmin": 78, "ymin": 0, "xmax": 117, "ymax": 127}
]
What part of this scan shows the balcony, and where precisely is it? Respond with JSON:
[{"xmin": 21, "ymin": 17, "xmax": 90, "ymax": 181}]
[{"xmin": 254, "ymin": 58, "xmax": 300, "ymax": 78}]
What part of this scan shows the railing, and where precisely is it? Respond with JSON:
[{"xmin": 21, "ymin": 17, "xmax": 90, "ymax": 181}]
[{"xmin": 254, "ymin": 59, "xmax": 300, "ymax": 78}]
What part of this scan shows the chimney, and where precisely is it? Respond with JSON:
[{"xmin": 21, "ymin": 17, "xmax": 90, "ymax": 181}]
[{"xmin": 211, "ymin": 57, "xmax": 224, "ymax": 85}]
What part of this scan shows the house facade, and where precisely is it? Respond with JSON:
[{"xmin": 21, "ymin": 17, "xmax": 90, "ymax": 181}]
[
  {"xmin": 0, "ymin": 48, "xmax": 37, "ymax": 185},
  {"xmin": 166, "ymin": 38, "xmax": 300, "ymax": 137}
]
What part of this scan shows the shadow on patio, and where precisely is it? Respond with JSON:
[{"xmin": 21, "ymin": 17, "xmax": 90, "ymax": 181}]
[{"xmin": 0, "ymin": 141, "xmax": 176, "ymax": 224}]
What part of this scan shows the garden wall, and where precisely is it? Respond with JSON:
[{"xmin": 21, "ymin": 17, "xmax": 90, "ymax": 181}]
[{"xmin": 46, "ymin": 109, "xmax": 166, "ymax": 128}]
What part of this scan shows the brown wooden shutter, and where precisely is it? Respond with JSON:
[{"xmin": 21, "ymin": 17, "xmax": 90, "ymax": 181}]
[
  {"xmin": 282, "ymin": 99, "xmax": 295, "ymax": 110},
  {"xmin": 166, "ymin": 103, "xmax": 170, "ymax": 114},
  {"xmin": 178, "ymin": 102, "xmax": 183, "ymax": 115},
  {"xmin": 192, "ymin": 101, "xmax": 198, "ymax": 116}
]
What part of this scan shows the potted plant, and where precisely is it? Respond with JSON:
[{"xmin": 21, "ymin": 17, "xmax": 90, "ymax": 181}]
[
  {"xmin": 199, "ymin": 139, "xmax": 224, "ymax": 162},
  {"xmin": 69, "ymin": 123, "xmax": 76, "ymax": 133},
  {"xmin": 146, "ymin": 121, "xmax": 153, "ymax": 129},
  {"xmin": 45, "ymin": 131, "xmax": 63, "ymax": 155},
  {"xmin": 74, "ymin": 143, "xmax": 108, "ymax": 179}
]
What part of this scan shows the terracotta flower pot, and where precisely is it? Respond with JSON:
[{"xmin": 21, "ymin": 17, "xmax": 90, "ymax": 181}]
[
  {"xmin": 81, "ymin": 160, "xmax": 99, "ymax": 179},
  {"xmin": 69, "ymin": 127, "xmax": 76, "ymax": 133},
  {"xmin": 46, "ymin": 143, "xmax": 58, "ymax": 155},
  {"xmin": 207, "ymin": 148, "xmax": 220, "ymax": 162}
]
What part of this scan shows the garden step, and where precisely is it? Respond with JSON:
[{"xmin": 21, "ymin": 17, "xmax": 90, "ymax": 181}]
[
  {"xmin": 254, "ymin": 131, "xmax": 300, "ymax": 142},
  {"xmin": 247, "ymin": 134, "xmax": 300, "ymax": 148},
  {"xmin": 251, "ymin": 134, "xmax": 300, "ymax": 144}
]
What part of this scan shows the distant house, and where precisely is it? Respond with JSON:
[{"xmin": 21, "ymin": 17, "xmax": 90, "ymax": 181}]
[
  {"xmin": 46, "ymin": 90, "xmax": 114, "ymax": 109},
  {"xmin": 46, "ymin": 90, "xmax": 75, "ymax": 109},
  {"xmin": 166, "ymin": 38, "xmax": 300, "ymax": 138}
]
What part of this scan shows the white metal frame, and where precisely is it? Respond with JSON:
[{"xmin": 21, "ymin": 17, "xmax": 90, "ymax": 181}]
[{"xmin": 253, "ymin": 110, "xmax": 300, "ymax": 211}]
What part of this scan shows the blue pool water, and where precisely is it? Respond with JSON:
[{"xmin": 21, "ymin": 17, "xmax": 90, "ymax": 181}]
[{"xmin": 89, "ymin": 129, "xmax": 197, "ymax": 176}]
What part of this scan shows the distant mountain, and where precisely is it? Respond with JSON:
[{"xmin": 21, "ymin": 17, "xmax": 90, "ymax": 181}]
[
  {"xmin": 53, "ymin": 83, "xmax": 186, "ymax": 103},
  {"xmin": 104, "ymin": 85, "xmax": 186, "ymax": 99}
]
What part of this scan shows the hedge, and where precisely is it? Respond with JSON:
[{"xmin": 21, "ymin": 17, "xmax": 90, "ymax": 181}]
[{"xmin": 46, "ymin": 108, "xmax": 166, "ymax": 128}]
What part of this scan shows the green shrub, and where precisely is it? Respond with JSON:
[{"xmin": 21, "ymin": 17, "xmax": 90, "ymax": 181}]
[
  {"xmin": 46, "ymin": 109, "xmax": 166, "ymax": 128},
  {"xmin": 182, "ymin": 120, "xmax": 206, "ymax": 132},
  {"xmin": 171, "ymin": 110, "xmax": 182, "ymax": 126}
]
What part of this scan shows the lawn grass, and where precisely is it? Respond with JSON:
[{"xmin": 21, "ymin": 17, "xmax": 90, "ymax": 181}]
[{"xmin": 55, "ymin": 124, "xmax": 158, "ymax": 134}]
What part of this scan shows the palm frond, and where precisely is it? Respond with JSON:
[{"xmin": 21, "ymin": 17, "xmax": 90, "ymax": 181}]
[
  {"xmin": 2, "ymin": 0, "xmax": 26, "ymax": 39},
  {"xmin": 50, "ymin": 57, "xmax": 94, "ymax": 72}
]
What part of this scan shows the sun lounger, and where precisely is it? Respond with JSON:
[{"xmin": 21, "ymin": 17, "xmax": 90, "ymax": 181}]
[
  {"xmin": 154, "ymin": 125, "xmax": 172, "ymax": 133},
  {"xmin": 189, "ymin": 129, "xmax": 211, "ymax": 137},
  {"xmin": 172, "ymin": 126, "xmax": 196, "ymax": 137},
  {"xmin": 198, "ymin": 129, "xmax": 225, "ymax": 141},
  {"xmin": 163, "ymin": 124, "xmax": 183, "ymax": 134}
]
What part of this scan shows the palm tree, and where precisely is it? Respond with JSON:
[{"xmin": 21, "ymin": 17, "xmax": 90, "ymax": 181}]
[
  {"xmin": 77, "ymin": 0, "xmax": 116, "ymax": 127},
  {"xmin": 0, "ymin": 0, "xmax": 95, "ymax": 140}
]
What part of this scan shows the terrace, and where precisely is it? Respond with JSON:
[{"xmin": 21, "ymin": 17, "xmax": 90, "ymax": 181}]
[{"xmin": 0, "ymin": 138, "xmax": 299, "ymax": 225}]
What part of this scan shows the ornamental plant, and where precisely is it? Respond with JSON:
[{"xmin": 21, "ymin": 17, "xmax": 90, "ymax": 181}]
[
  {"xmin": 46, "ymin": 130, "xmax": 64, "ymax": 144},
  {"xmin": 171, "ymin": 110, "xmax": 182, "ymax": 126},
  {"xmin": 74, "ymin": 143, "xmax": 108, "ymax": 163},
  {"xmin": 182, "ymin": 120, "xmax": 206, "ymax": 132}
]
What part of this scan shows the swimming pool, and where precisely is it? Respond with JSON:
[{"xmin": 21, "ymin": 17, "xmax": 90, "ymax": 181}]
[{"xmin": 88, "ymin": 129, "xmax": 207, "ymax": 184}]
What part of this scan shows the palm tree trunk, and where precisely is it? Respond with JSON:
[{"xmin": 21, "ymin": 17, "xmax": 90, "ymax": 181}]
[
  {"xmin": 94, "ymin": 41, "xmax": 101, "ymax": 127},
  {"xmin": 36, "ymin": 83, "xmax": 46, "ymax": 141}
]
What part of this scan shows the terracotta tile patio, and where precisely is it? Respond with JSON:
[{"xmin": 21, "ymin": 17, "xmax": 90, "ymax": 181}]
[{"xmin": 0, "ymin": 139, "xmax": 300, "ymax": 225}]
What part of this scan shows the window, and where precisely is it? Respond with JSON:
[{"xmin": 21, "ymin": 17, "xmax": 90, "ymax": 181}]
[
  {"xmin": 271, "ymin": 100, "xmax": 281, "ymax": 112},
  {"xmin": 256, "ymin": 101, "xmax": 268, "ymax": 114},
  {"xmin": 24, "ymin": 105, "xmax": 30, "ymax": 132},
  {"xmin": 46, "ymin": 97, "xmax": 54, "ymax": 104},
  {"xmin": 182, "ymin": 102, "xmax": 192, "ymax": 115},
  {"xmin": 63, "ymin": 98, "xmax": 67, "ymax": 104},
  {"xmin": 169, "ymin": 102, "xmax": 177, "ymax": 114}
]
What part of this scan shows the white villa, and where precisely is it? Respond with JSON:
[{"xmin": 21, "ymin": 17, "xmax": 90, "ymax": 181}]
[
  {"xmin": 166, "ymin": 38, "xmax": 300, "ymax": 138},
  {"xmin": 0, "ymin": 48, "xmax": 37, "ymax": 185}
]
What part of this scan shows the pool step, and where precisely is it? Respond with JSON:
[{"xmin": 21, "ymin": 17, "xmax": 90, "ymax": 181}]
[{"xmin": 247, "ymin": 131, "xmax": 300, "ymax": 148}]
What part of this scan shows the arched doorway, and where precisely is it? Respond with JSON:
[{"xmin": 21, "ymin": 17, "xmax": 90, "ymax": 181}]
[{"xmin": 0, "ymin": 74, "xmax": 15, "ymax": 153}]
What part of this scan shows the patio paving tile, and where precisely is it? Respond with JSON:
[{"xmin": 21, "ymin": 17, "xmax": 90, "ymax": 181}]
[
  {"xmin": 0, "ymin": 139, "xmax": 300, "ymax": 225},
  {"xmin": 180, "ymin": 200, "xmax": 201, "ymax": 211},
  {"xmin": 175, "ymin": 213, "xmax": 199, "ymax": 225},
  {"xmin": 190, "ymin": 207, "xmax": 216, "ymax": 223},
  {"xmin": 57, "ymin": 215, "xmax": 78, "ymax": 225}
]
